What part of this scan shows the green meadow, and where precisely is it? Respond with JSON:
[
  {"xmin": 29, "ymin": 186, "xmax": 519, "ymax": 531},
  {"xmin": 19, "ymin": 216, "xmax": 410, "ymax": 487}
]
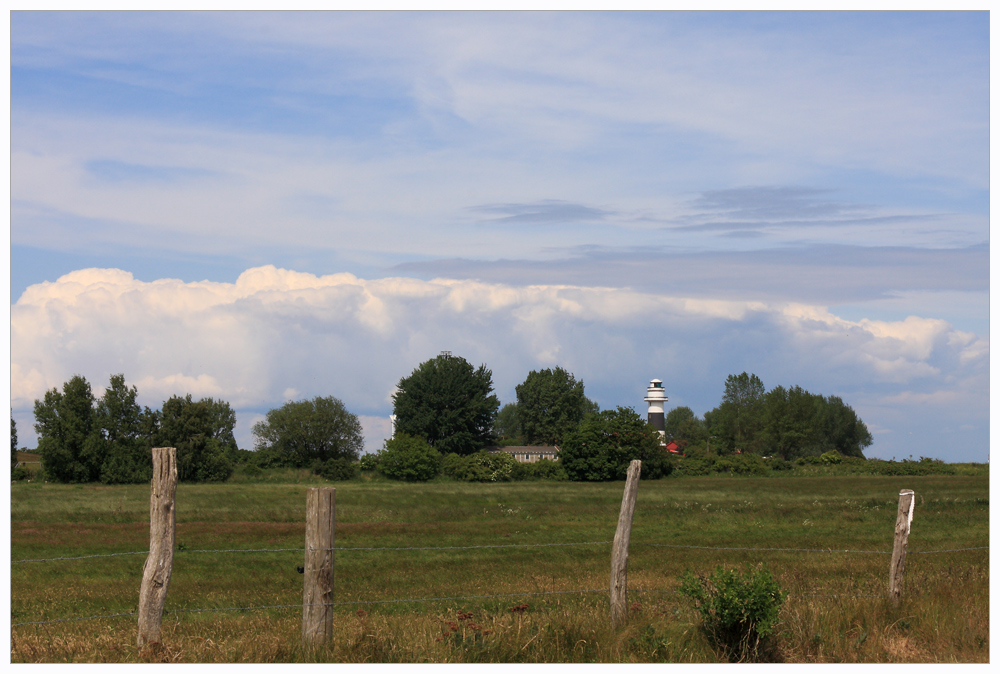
[{"xmin": 10, "ymin": 472, "xmax": 988, "ymax": 662}]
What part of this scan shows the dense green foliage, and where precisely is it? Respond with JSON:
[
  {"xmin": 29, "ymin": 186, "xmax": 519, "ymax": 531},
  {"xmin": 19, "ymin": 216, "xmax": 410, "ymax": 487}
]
[
  {"xmin": 675, "ymin": 372, "xmax": 873, "ymax": 460},
  {"xmin": 35, "ymin": 375, "xmax": 102, "ymax": 482},
  {"xmin": 252, "ymin": 396, "xmax": 364, "ymax": 469},
  {"xmin": 664, "ymin": 406, "xmax": 708, "ymax": 447},
  {"xmin": 514, "ymin": 367, "xmax": 596, "ymax": 445},
  {"xmin": 33, "ymin": 374, "xmax": 242, "ymax": 484},
  {"xmin": 157, "ymin": 395, "xmax": 239, "ymax": 482},
  {"xmin": 493, "ymin": 402, "xmax": 521, "ymax": 440},
  {"xmin": 439, "ymin": 450, "xmax": 519, "ymax": 482},
  {"xmin": 377, "ymin": 433, "xmax": 442, "ymax": 482},
  {"xmin": 94, "ymin": 375, "xmax": 157, "ymax": 484},
  {"xmin": 11, "ymin": 415, "xmax": 18, "ymax": 472},
  {"xmin": 679, "ymin": 564, "xmax": 787, "ymax": 662},
  {"xmin": 317, "ymin": 457, "xmax": 359, "ymax": 481},
  {"xmin": 558, "ymin": 407, "xmax": 672, "ymax": 481},
  {"xmin": 392, "ymin": 354, "xmax": 500, "ymax": 455}
]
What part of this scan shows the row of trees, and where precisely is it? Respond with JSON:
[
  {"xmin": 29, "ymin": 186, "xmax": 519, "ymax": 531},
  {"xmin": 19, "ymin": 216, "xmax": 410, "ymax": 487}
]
[
  {"xmin": 391, "ymin": 355, "xmax": 601, "ymax": 453},
  {"xmin": 385, "ymin": 354, "xmax": 666, "ymax": 482},
  {"xmin": 31, "ymin": 374, "xmax": 242, "ymax": 483},
  {"xmin": 665, "ymin": 372, "xmax": 873, "ymax": 459}
]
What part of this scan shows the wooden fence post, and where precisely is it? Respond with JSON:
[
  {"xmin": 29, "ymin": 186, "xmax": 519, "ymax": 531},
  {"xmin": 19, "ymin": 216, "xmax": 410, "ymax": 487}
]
[
  {"xmin": 889, "ymin": 489, "xmax": 915, "ymax": 604},
  {"xmin": 137, "ymin": 447, "xmax": 177, "ymax": 647},
  {"xmin": 610, "ymin": 459, "xmax": 642, "ymax": 628},
  {"xmin": 303, "ymin": 487, "xmax": 336, "ymax": 646}
]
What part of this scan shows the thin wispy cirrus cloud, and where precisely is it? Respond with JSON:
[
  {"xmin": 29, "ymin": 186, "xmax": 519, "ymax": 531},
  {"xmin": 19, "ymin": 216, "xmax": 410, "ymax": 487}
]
[{"xmin": 7, "ymin": 11, "xmax": 989, "ymax": 462}]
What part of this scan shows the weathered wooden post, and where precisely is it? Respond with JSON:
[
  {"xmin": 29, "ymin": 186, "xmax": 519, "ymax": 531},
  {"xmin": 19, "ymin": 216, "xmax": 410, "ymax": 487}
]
[
  {"xmin": 137, "ymin": 447, "xmax": 178, "ymax": 647},
  {"xmin": 888, "ymin": 489, "xmax": 915, "ymax": 604},
  {"xmin": 303, "ymin": 487, "xmax": 336, "ymax": 646},
  {"xmin": 610, "ymin": 459, "xmax": 642, "ymax": 628}
]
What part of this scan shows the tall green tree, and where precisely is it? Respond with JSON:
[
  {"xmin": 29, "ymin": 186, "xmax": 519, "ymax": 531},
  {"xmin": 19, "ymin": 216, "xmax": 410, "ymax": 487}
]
[
  {"xmin": 156, "ymin": 395, "xmax": 237, "ymax": 482},
  {"xmin": 252, "ymin": 396, "xmax": 364, "ymax": 468},
  {"xmin": 93, "ymin": 374, "xmax": 154, "ymax": 484},
  {"xmin": 664, "ymin": 406, "xmax": 709, "ymax": 448},
  {"xmin": 493, "ymin": 402, "xmax": 521, "ymax": 440},
  {"xmin": 392, "ymin": 354, "xmax": 500, "ymax": 456},
  {"xmin": 711, "ymin": 372, "xmax": 766, "ymax": 453},
  {"xmin": 558, "ymin": 406, "xmax": 671, "ymax": 481},
  {"xmin": 34, "ymin": 375, "xmax": 97, "ymax": 482},
  {"xmin": 11, "ymin": 415, "xmax": 18, "ymax": 472},
  {"xmin": 515, "ymin": 367, "xmax": 595, "ymax": 445}
]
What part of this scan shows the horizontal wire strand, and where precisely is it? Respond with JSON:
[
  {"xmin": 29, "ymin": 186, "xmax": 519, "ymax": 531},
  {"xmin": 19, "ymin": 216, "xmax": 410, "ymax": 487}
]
[{"xmin": 12, "ymin": 542, "xmax": 987, "ymax": 565}]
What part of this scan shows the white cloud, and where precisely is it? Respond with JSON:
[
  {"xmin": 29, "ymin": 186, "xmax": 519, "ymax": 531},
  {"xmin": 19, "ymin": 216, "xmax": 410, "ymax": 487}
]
[{"xmin": 10, "ymin": 265, "xmax": 987, "ymax": 463}]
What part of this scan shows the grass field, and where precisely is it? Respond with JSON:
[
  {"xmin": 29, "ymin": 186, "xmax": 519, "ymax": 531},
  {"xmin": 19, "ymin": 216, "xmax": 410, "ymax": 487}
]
[{"xmin": 10, "ymin": 472, "xmax": 989, "ymax": 662}]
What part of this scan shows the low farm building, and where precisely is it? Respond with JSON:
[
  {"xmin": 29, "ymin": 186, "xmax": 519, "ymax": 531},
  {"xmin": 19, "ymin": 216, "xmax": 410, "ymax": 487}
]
[{"xmin": 487, "ymin": 446, "xmax": 559, "ymax": 463}]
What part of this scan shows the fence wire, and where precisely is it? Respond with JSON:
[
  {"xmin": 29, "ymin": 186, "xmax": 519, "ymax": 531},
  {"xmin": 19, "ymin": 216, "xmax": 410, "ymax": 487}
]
[
  {"xmin": 11, "ymin": 589, "xmax": 607, "ymax": 628},
  {"xmin": 12, "ymin": 584, "xmax": 893, "ymax": 629},
  {"xmin": 12, "ymin": 541, "xmax": 987, "ymax": 565}
]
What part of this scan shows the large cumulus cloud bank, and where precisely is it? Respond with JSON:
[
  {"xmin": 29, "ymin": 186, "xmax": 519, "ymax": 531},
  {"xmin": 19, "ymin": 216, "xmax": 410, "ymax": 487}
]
[{"xmin": 11, "ymin": 266, "xmax": 988, "ymax": 462}]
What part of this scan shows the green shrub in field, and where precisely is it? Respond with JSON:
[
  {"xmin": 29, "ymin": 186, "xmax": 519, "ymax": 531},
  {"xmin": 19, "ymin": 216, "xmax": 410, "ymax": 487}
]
[
  {"xmin": 679, "ymin": 564, "xmax": 787, "ymax": 662},
  {"xmin": 11, "ymin": 465, "xmax": 31, "ymax": 481},
  {"xmin": 674, "ymin": 454, "xmax": 715, "ymax": 477},
  {"xmin": 439, "ymin": 452, "xmax": 467, "ymax": 478},
  {"xmin": 820, "ymin": 450, "xmax": 842, "ymax": 464},
  {"xmin": 377, "ymin": 433, "xmax": 441, "ymax": 482},
  {"xmin": 768, "ymin": 457, "xmax": 792, "ymax": 471},
  {"xmin": 463, "ymin": 451, "xmax": 519, "ymax": 482},
  {"xmin": 358, "ymin": 453, "xmax": 378, "ymax": 471},
  {"xmin": 515, "ymin": 457, "xmax": 568, "ymax": 481},
  {"xmin": 318, "ymin": 457, "xmax": 358, "ymax": 481},
  {"xmin": 439, "ymin": 450, "xmax": 519, "ymax": 481}
]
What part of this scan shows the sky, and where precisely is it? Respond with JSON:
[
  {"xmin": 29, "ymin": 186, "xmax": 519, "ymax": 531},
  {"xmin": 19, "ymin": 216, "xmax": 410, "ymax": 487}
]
[{"xmin": 6, "ymin": 11, "xmax": 990, "ymax": 462}]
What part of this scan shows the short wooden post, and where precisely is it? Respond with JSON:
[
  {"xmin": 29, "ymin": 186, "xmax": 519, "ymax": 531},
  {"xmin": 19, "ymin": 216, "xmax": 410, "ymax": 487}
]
[
  {"xmin": 610, "ymin": 459, "xmax": 642, "ymax": 628},
  {"xmin": 137, "ymin": 447, "xmax": 177, "ymax": 647},
  {"xmin": 888, "ymin": 489, "xmax": 915, "ymax": 604},
  {"xmin": 303, "ymin": 487, "xmax": 336, "ymax": 646}
]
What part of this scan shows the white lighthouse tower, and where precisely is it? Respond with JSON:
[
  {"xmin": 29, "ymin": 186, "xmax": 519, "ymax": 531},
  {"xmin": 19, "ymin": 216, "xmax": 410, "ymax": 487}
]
[{"xmin": 644, "ymin": 379, "xmax": 668, "ymax": 441}]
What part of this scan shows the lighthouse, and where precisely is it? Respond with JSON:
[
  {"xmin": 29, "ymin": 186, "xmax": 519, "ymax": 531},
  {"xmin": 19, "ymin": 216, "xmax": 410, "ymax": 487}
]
[{"xmin": 644, "ymin": 379, "xmax": 667, "ymax": 440}]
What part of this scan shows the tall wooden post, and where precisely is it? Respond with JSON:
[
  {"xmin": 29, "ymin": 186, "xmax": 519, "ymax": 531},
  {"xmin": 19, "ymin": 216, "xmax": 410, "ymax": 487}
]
[
  {"xmin": 610, "ymin": 460, "xmax": 642, "ymax": 628},
  {"xmin": 137, "ymin": 447, "xmax": 177, "ymax": 647},
  {"xmin": 889, "ymin": 489, "xmax": 915, "ymax": 604},
  {"xmin": 303, "ymin": 487, "xmax": 336, "ymax": 645}
]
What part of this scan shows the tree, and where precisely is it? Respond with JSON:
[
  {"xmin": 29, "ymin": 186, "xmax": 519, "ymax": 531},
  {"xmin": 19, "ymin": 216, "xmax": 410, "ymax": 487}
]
[
  {"xmin": 558, "ymin": 406, "xmax": 671, "ymax": 481},
  {"xmin": 817, "ymin": 395, "xmax": 872, "ymax": 458},
  {"xmin": 515, "ymin": 367, "xmax": 595, "ymax": 445},
  {"xmin": 493, "ymin": 402, "xmax": 521, "ymax": 440},
  {"xmin": 710, "ymin": 372, "xmax": 766, "ymax": 454},
  {"xmin": 252, "ymin": 396, "xmax": 364, "ymax": 468},
  {"xmin": 392, "ymin": 354, "xmax": 500, "ymax": 456},
  {"xmin": 664, "ymin": 406, "xmax": 709, "ymax": 448},
  {"xmin": 157, "ymin": 395, "xmax": 237, "ymax": 482},
  {"xmin": 93, "ymin": 374, "xmax": 154, "ymax": 484},
  {"xmin": 377, "ymin": 432, "xmax": 441, "ymax": 482},
  {"xmin": 35, "ymin": 375, "xmax": 97, "ymax": 482},
  {"xmin": 11, "ymin": 415, "xmax": 18, "ymax": 472}
]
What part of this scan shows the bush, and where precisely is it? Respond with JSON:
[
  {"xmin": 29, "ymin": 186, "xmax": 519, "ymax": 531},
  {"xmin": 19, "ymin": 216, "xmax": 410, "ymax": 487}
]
[
  {"xmin": 318, "ymin": 457, "xmax": 358, "ymax": 481},
  {"xmin": 11, "ymin": 465, "xmax": 31, "ymax": 481},
  {"xmin": 514, "ymin": 457, "xmax": 568, "ymax": 481},
  {"xmin": 440, "ymin": 451, "xmax": 518, "ymax": 482},
  {"xmin": 440, "ymin": 452, "xmax": 468, "ymax": 478},
  {"xmin": 377, "ymin": 433, "xmax": 441, "ymax": 482},
  {"xmin": 679, "ymin": 564, "xmax": 787, "ymax": 662},
  {"xmin": 769, "ymin": 457, "xmax": 792, "ymax": 471},
  {"xmin": 820, "ymin": 450, "xmax": 842, "ymax": 465},
  {"xmin": 358, "ymin": 453, "xmax": 378, "ymax": 471},
  {"xmin": 463, "ymin": 451, "xmax": 519, "ymax": 482}
]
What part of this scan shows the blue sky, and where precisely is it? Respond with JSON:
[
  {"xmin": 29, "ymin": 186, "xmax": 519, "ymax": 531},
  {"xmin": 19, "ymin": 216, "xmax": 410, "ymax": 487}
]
[{"xmin": 8, "ymin": 11, "xmax": 989, "ymax": 461}]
